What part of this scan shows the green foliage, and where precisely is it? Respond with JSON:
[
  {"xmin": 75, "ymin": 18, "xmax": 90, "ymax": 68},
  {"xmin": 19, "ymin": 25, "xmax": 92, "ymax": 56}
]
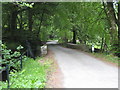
[
  {"xmin": 17, "ymin": 45, "xmax": 24, "ymax": 50},
  {"xmin": 16, "ymin": 2, "xmax": 34, "ymax": 8},
  {"xmin": 1, "ymin": 57, "xmax": 50, "ymax": 88},
  {"xmin": 92, "ymin": 53, "xmax": 119, "ymax": 65},
  {"xmin": 2, "ymin": 2, "xmax": 119, "ymax": 56},
  {"xmin": 55, "ymin": 2, "xmax": 118, "ymax": 55},
  {"xmin": 0, "ymin": 41, "xmax": 24, "ymax": 69}
]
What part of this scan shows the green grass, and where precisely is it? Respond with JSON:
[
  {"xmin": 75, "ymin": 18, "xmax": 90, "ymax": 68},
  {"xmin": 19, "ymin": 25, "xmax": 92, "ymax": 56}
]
[
  {"xmin": 92, "ymin": 53, "xmax": 119, "ymax": 65},
  {"xmin": 1, "ymin": 57, "xmax": 51, "ymax": 88}
]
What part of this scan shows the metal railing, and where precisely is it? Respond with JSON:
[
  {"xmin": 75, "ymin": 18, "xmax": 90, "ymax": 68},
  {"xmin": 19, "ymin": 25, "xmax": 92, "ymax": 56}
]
[
  {"xmin": 0, "ymin": 51, "xmax": 27, "ymax": 88},
  {"xmin": 0, "ymin": 45, "xmax": 46, "ymax": 88}
]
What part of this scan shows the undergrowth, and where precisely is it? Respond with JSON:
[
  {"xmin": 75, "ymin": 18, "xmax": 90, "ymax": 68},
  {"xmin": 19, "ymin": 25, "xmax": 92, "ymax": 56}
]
[
  {"xmin": 1, "ymin": 57, "xmax": 51, "ymax": 88},
  {"xmin": 92, "ymin": 53, "xmax": 119, "ymax": 66}
]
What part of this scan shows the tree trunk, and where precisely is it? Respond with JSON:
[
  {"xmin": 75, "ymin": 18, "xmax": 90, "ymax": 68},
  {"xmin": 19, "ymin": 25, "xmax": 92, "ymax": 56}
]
[
  {"xmin": 37, "ymin": 9, "xmax": 44, "ymax": 38},
  {"xmin": 103, "ymin": 2, "xmax": 119, "ymax": 55},
  {"xmin": 28, "ymin": 9, "xmax": 33, "ymax": 31},
  {"xmin": 103, "ymin": 41, "xmax": 108, "ymax": 54},
  {"xmin": 118, "ymin": 2, "xmax": 120, "ymax": 57},
  {"xmin": 72, "ymin": 27, "xmax": 76, "ymax": 44},
  {"xmin": 10, "ymin": 11, "xmax": 17, "ymax": 31},
  {"xmin": 118, "ymin": 3, "xmax": 120, "ymax": 40},
  {"xmin": 103, "ymin": 2, "xmax": 117, "ymax": 41},
  {"xmin": 7, "ymin": 14, "xmax": 11, "ymax": 30},
  {"xmin": 64, "ymin": 31, "xmax": 68, "ymax": 44},
  {"xmin": 106, "ymin": 2, "xmax": 117, "ymax": 42},
  {"xmin": 101, "ymin": 37, "xmax": 104, "ymax": 52},
  {"xmin": 17, "ymin": 13, "xmax": 23, "ymax": 30},
  {"xmin": 20, "ymin": 12, "xmax": 23, "ymax": 30}
]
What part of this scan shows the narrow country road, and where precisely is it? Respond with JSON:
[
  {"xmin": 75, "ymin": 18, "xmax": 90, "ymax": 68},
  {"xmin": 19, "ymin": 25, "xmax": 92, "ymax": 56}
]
[{"xmin": 48, "ymin": 45, "xmax": 118, "ymax": 88}]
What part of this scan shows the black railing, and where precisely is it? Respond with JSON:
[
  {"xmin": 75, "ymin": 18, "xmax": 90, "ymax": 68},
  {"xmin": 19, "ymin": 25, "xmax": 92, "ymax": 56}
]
[
  {"xmin": 0, "ymin": 51, "xmax": 27, "ymax": 88},
  {"xmin": 1, "ymin": 45, "xmax": 42, "ymax": 88}
]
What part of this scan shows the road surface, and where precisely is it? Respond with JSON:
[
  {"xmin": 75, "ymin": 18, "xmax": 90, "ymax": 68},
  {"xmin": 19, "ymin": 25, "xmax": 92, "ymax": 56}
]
[{"xmin": 48, "ymin": 45, "xmax": 118, "ymax": 88}]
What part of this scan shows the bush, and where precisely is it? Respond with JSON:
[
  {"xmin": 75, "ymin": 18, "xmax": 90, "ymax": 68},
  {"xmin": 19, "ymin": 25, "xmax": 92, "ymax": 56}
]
[
  {"xmin": 1, "ymin": 57, "xmax": 49, "ymax": 88},
  {"xmin": 0, "ymin": 40, "xmax": 24, "ymax": 70}
]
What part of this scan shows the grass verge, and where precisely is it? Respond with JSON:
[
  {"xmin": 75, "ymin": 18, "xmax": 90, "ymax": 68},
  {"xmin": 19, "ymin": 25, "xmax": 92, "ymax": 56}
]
[
  {"xmin": 0, "ymin": 57, "xmax": 51, "ymax": 88},
  {"xmin": 91, "ymin": 53, "xmax": 119, "ymax": 66}
]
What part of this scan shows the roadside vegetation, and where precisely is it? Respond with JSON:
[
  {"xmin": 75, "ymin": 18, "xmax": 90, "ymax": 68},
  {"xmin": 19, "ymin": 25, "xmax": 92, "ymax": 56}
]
[
  {"xmin": 0, "ymin": 41, "xmax": 52, "ymax": 89},
  {"xmin": 0, "ymin": 57, "xmax": 52, "ymax": 88},
  {"xmin": 1, "ymin": 1, "xmax": 120, "ymax": 88},
  {"xmin": 2, "ymin": 2, "xmax": 120, "ymax": 58},
  {"xmin": 91, "ymin": 53, "xmax": 119, "ymax": 66},
  {"xmin": 64, "ymin": 43, "xmax": 119, "ymax": 66}
]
